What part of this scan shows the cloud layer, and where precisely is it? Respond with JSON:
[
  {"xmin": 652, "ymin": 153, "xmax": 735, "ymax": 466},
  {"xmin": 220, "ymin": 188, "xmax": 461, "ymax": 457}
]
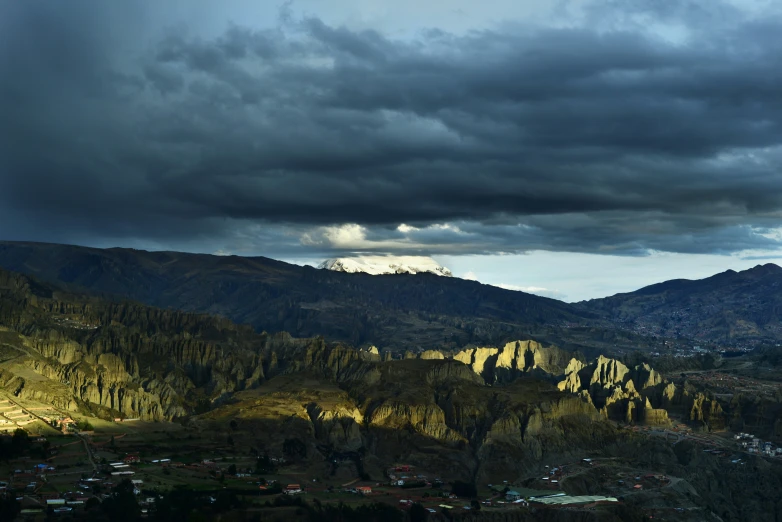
[{"xmin": 2, "ymin": 0, "xmax": 782, "ymax": 258}]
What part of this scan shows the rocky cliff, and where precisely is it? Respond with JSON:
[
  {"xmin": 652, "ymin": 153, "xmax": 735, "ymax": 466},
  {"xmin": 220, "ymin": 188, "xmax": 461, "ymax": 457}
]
[
  {"xmin": 193, "ymin": 355, "xmax": 621, "ymax": 484},
  {"xmin": 408, "ymin": 338, "xmax": 732, "ymax": 432},
  {"xmin": 424, "ymin": 340, "xmax": 574, "ymax": 384},
  {"xmin": 0, "ymin": 268, "xmax": 393, "ymax": 421},
  {"xmin": 553, "ymin": 353, "xmax": 729, "ymax": 430}
]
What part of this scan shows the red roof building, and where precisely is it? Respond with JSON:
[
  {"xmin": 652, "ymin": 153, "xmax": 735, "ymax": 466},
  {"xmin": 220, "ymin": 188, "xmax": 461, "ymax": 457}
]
[{"xmin": 284, "ymin": 484, "xmax": 302, "ymax": 495}]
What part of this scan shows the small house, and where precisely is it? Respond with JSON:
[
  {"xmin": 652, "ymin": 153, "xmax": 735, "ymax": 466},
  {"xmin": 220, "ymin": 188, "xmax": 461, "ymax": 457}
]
[
  {"xmin": 506, "ymin": 490, "xmax": 522, "ymax": 501},
  {"xmin": 356, "ymin": 486, "xmax": 372, "ymax": 495},
  {"xmin": 284, "ymin": 484, "xmax": 302, "ymax": 495}
]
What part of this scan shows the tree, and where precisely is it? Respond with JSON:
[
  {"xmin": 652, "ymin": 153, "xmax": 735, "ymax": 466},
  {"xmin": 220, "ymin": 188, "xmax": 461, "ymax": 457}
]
[
  {"xmin": 0, "ymin": 496, "xmax": 20, "ymax": 522},
  {"xmin": 101, "ymin": 479, "xmax": 141, "ymax": 522},
  {"xmin": 153, "ymin": 486, "xmax": 198, "ymax": 522},
  {"xmin": 11, "ymin": 428, "xmax": 29, "ymax": 454},
  {"xmin": 451, "ymin": 480, "xmax": 477, "ymax": 498},
  {"xmin": 213, "ymin": 490, "xmax": 240, "ymax": 513},
  {"xmin": 409, "ymin": 503, "xmax": 428, "ymax": 522},
  {"xmin": 283, "ymin": 438, "xmax": 306, "ymax": 460},
  {"xmin": 256, "ymin": 451, "xmax": 276, "ymax": 474},
  {"xmin": 470, "ymin": 499, "xmax": 481, "ymax": 511},
  {"xmin": 228, "ymin": 463, "xmax": 237, "ymax": 476},
  {"xmin": 188, "ymin": 511, "xmax": 209, "ymax": 522}
]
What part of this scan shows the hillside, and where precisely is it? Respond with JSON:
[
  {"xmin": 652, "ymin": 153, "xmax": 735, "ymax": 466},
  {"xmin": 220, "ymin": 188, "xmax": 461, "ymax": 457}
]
[
  {"xmin": 582, "ymin": 264, "xmax": 782, "ymax": 347},
  {"xmin": 0, "ymin": 241, "xmax": 598, "ymax": 352},
  {"xmin": 2, "ymin": 265, "xmax": 782, "ymax": 520},
  {"xmin": 0, "ymin": 266, "xmax": 628, "ymax": 473},
  {"xmin": 0, "ymin": 266, "xmax": 300, "ymax": 420}
]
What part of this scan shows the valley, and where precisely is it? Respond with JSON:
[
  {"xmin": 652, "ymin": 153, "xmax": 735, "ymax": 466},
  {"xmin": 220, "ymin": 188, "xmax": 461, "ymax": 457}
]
[
  {"xmin": 1, "ymin": 260, "xmax": 782, "ymax": 520},
  {"xmin": 6, "ymin": 0, "xmax": 782, "ymax": 517}
]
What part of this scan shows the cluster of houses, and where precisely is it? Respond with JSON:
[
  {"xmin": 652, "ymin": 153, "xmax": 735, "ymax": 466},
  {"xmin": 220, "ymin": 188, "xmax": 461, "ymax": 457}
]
[
  {"xmin": 389, "ymin": 474, "xmax": 430, "ymax": 487},
  {"xmin": 386, "ymin": 464, "xmax": 414, "ymax": 480},
  {"xmin": 51, "ymin": 416, "xmax": 76, "ymax": 432},
  {"xmin": 387, "ymin": 464, "xmax": 438, "ymax": 488},
  {"xmin": 504, "ymin": 490, "xmax": 529, "ymax": 505},
  {"xmin": 2, "ymin": 475, "xmax": 94, "ymax": 510},
  {"xmin": 735, "ymin": 433, "xmax": 782, "ymax": 457},
  {"xmin": 342, "ymin": 485, "xmax": 373, "ymax": 495},
  {"xmin": 108, "ymin": 453, "xmax": 141, "ymax": 476}
]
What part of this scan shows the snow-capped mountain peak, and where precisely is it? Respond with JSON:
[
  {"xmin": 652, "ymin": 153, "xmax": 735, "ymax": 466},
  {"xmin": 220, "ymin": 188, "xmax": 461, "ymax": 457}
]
[{"xmin": 318, "ymin": 256, "xmax": 452, "ymax": 277}]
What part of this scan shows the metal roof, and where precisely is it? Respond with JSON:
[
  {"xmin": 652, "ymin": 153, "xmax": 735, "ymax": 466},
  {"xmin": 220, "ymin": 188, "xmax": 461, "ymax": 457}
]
[{"xmin": 531, "ymin": 495, "xmax": 618, "ymax": 505}]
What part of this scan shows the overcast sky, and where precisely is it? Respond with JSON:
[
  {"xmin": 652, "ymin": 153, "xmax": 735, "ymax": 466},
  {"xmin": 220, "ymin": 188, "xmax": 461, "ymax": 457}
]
[{"xmin": 2, "ymin": 0, "xmax": 782, "ymax": 301}]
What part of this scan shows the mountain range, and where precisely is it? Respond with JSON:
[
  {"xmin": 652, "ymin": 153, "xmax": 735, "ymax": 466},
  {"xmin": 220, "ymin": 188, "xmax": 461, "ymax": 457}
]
[
  {"xmin": 582, "ymin": 263, "xmax": 782, "ymax": 347},
  {"xmin": 1, "ymin": 241, "xmax": 782, "ymax": 349},
  {"xmin": 0, "ymin": 241, "xmax": 595, "ymax": 352},
  {"xmin": 318, "ymin": 256, "xmax": 453, "ymax": 276},
  {"xmin": 0, "ymin": 261, "xmax": 780, "ymax": 522},
  {"xmin": 1, "ymin": 241, "xmax": 782, "ymax": 520}
]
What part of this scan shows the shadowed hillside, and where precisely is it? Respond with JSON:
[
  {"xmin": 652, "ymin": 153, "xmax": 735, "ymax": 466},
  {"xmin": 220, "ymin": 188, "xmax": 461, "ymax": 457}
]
[
  {"xmin": 582, "ymin": 264, "xmax": 782, "ymax": 346},
  {"xmin": 0, "ymin": 241, "xmax": 599, "ymax": 352}
]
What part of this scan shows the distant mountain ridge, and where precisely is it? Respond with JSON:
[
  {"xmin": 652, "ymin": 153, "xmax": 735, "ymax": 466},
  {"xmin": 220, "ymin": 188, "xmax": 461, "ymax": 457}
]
[
  {"xmin": 0, "ymin": 241, "xmax": 595, "ymax": 351},
  {"xmin": 582, "ymin": 263, "xmax": 782, "ymax": 345},
  {"xmin": 318, "ymin": 255, "xmax": 453, "ymax": 276},
  {"xmin": 7, "ymin": 241, "xmax": 782, "ymax": 349}
]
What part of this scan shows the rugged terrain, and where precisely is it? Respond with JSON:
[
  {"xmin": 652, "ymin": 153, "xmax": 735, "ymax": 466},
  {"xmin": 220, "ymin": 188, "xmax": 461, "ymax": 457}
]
[
  {"xmin": 0, "ymin": 265, "xmax": 754, "ymax": 435},
  {"xmin": 0, "ymin": 266, "xmax": 631, "ymax": 489},
  {"xmin": 583, "ymin": 264, "xmax": 782, "ymax": 346},
  {"xmin": 0, "ymin": 241, "xmax": 601, "ymax": 352},
  {"xmin": 8, "ymin": 242, "xmax": 782, "ymax": 353},
  {"xmin": 2, "ymin": 265, "xmax": 782, "ymax": 520}
]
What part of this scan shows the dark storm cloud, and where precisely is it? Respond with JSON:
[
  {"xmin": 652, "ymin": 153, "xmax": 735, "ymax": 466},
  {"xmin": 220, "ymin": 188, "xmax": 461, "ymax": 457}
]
[{"xmin": 2, "ymin": 1, "xmax": 782, "ymax": 256}]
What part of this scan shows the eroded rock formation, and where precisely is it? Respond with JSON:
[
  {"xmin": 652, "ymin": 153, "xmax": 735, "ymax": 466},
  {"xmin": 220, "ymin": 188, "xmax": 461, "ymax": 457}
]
[{"xmin": 425, "ymin": 340, "xmax": 573, "ymax": 384}]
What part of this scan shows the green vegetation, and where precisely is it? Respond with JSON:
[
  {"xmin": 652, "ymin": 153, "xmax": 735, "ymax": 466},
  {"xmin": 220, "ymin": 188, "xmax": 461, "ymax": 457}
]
[
  {"xmin": 409, "ymin": 503, "xmax": 428, "ymax": 522},
  {"xmin": 0, "ymin": 496, "xmax": 20, "ymax": 521},
  {"xmin": 450, "ymin": 480, "xmax": 477, "ymax": 498},
  {"xmin": 101, "ymin": 480, "xmax": 142, "ymax": 522},
  {"xmin": 255, "ymin": 453, "xmax": 277, "ymax": 474},
  {"xmin": 282, "ymin": 438, "xmax": 307, "ymax": 460},
  {"xmin": 265, "ymin": 496, "xmax": 404, "ymax": 522},
  {"xmin": 0, "ymin": 429, "xmax": 30, "ymax": 460}
]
